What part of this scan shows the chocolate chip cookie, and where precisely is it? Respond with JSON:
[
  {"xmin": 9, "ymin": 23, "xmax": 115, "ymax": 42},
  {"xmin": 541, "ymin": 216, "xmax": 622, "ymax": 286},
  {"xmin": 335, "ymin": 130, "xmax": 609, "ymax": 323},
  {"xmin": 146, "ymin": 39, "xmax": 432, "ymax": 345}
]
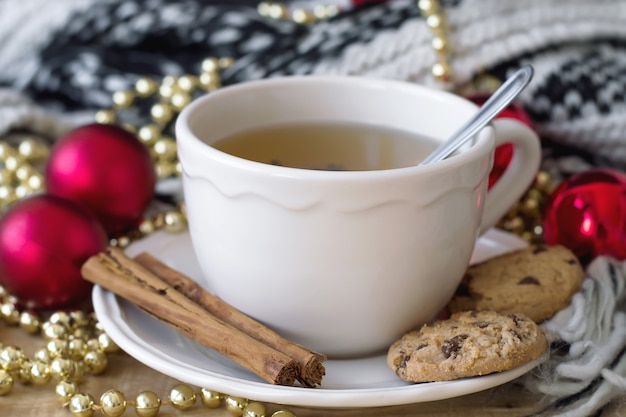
[
  {"xmin": 387, "ymin": 310, "xmax": 548, "ymax": 382},
  {"xmin": 447, "ymin": 244, "xmax": 584, "ymax": 323}
]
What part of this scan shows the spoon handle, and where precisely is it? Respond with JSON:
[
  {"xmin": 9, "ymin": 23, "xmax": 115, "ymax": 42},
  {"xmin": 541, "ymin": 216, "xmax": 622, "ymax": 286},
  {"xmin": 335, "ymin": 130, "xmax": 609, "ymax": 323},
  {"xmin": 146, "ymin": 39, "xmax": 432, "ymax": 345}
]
[{"xmin": 420, "ymin": 65, "xmax": 534, "ymax": 166}]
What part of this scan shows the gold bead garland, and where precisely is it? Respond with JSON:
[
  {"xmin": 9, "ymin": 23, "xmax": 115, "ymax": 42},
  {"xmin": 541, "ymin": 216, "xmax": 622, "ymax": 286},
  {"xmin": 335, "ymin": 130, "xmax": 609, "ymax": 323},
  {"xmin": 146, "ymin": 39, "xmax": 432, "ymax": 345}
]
[
  {"xmin": 1, "ymin": 3, "xmax": 555, "ymax": 416},
  {"xmin": 257, "ymin": 1, "xmax": 339, "ymax": 24},
  {"xmin": 417, "ymin": 0, "xmax": 454, "ymax": 85}
]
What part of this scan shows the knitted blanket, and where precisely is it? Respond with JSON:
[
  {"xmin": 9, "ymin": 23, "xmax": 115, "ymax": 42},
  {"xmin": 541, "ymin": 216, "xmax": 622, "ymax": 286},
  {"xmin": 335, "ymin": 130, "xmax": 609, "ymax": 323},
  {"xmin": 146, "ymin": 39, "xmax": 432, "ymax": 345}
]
[{"xmin": 2, "ymin": 1, "xmax": 626, "ymax": 416}]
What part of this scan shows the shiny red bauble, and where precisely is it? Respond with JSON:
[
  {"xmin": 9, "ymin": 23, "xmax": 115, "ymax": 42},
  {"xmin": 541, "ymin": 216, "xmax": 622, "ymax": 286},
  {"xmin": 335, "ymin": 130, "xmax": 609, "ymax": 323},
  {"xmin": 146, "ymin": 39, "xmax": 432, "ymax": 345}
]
[
  {"xmin": 45, "ymin": 123, "xmax": 156, "ymax": 235},
  {"xmin": 0, "ymin": 194, "xmax": 108, "ymax": 309},
  {"xmin": 467, "ymin": 93, "xmax": 534, "ymax": 188},
  {"xmin": 543, "ymin": 169, "xmax": 626, "ymax": 263}
]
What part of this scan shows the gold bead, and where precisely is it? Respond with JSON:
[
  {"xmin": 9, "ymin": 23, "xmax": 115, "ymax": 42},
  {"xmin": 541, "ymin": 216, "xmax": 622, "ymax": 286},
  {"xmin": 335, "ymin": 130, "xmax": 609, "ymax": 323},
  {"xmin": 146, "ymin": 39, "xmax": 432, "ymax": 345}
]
[
  {"xmin": 291, "ymin": 9, "xmax": 315, "ymax": 24},
  {"xmin": 266, "ymin": 3, "xmax": 288, "ymax": 19},
  {"xmin": 418, "ymin": 0, "xmax": 439, "ymax": 15},
  {"xmin": 271, "ymin": 410, "xmax": 297, "ymax": 417},
  {"xmin": 135, "ymin": 77, "xmax": 159, "ymax": 97},
  {"xmin": 177, "ymin": 75, "xmax": 198, "ymax": 92},
  {"xmin": 169, "ymin": 383, "xmax": 197, "ymax": 410},
  {"xmin": 84, "ymin": 350, "xmax": 108, "ymax": 375},
  {"xmin": 135, "ymin": 391, "xmax": 161, "ymax": 417},
  {"xmin": 18, "ymin": 138, "xmax": 49, "ymax": 161},
  {"xmin": 313, "ymin": 4, "xmax": 338, "ymax": 19},
  {"xmin": 113, "ymin": 235, "xmax": 131, "ymax": 249},
  {"xmin": 19, "ymin": 311, "xmax": 40, "ymax": 333},
  {"xmin": 155, "ymin": 161, "xmax": 176, "ymax": 179},
  {"xmin": 70, "ymin": 310, "xmax": 91, "ymax": 328},
  {"xmin": 218, "ymin": 57, "xmax": 235, "ymax": 69},
  {"xmin": 0, "ymin": 142, "xmax": 17, "ymax": 160},
  {"xmin": 138, "ymin": 219, "xmax": 156, "ymax": 235},
  {"xmin": 158, "ymin": 83, "xmax": 178, "ymax": 100},
  {"xmin": 199, "ymin": 72, "xmax": 221, "ymax": 91},
  {"xmin": 112, "ymin": 90, "xmax": 136, "ymax": 109},
  {"xmin": 535, "ymin": 171, "xmax": 553, "ymax": 192},
  {"xmin": 30, "ymin": 361, "xmax": 51, "ymax": 384},
  {"xmin": 243, "ymin": 401, "xmax": 267, "ymax": 417},
  {"xmin": 432, "ymin": 61, "xmax": 452, "ymax": 83},
  {"xmin": 0, "ymin": 370, "xmax": 14, "ymax": 395},
  {"xmin": 47, "ymin": 339, "xmax": 69, "ymax": 358},
  {"xmin": 257, "ymin": 2, "xmax": 271, "ymax": 17},
  {"xmin": 43, "ymin": 322, "xmax": 68, "ymax": 339},
  {"xmin": 162, "ymin": 75, "xmax": 178, "ymax": 87},
  {"xmin": 153, "ymin": 137, "xmax": 177, "ymax": 160},
  {"xmin": 225, "ymin": 395, "xmax": 248, "ymax": 417},
  {"xmin": 201, "ymin": 57, "xmax": 220, "ymax": 73},
  {"xmin": 100, "ymin": 389, "xmax": 127, "ymax": 417},
  {"xmin": 4, "ymin": 154, "xmax": 24, "ymax": 171},
  {"xmin": 14, "ymin": 164, "xmax": 35, "ymax": 182},
  {"xmin": 170, "ymin": 92, "xmax": 191, "ymax": 111},
  {"xmin": 137, "ymin": 124, "xmax": 162, "ymax": 146},
  {"xmin": 150, "ymin": 103, "xmax": 174, "ymax": 125},
  {"xmin": 200, "ymin": 388, "xmax": 223, "ymax": 408},
  {"xmin": 48, "ymin": 311, "xmax": 72, "ymax": 326},
  {"xmin": 16, "ymin": 359, "xmax": 33, "ymax": 384},
  {"xmin": 0, "ymin": 301, "xmax": 19, "ymax": 325},
  {"xmin": 431, "ymin": 36, "xmax": 450, "ymax": 54},
  {"xmin": 86, "ymin": 338, "xmax": 101, "ymax": 351},
  {"xmin": 33, "ymin": 348, "xmax": 51, "ymax": 363},
  {"xmin": 68, "ymin": 393, "xmax": 95, "ymax": 417},
  {"xmin": 50, "ymin": 357, "xmax": 74, "ymax": 381},
  {"xmin": 56, "ymin": 381, "xmax": 80, "ymax": 405},
  {"xmin": 426, "ymin": 13, "xmax": 447, "ymax": 32},
  {"xmin": 0, "ymin": 168, "xmax": 12, "ymax": 186},
  {"xmin": 27, "ymin": 171, "xmax": 44, "ymax": 190},
  {"xmin": 98, "ymin": 333, "xmax": 119, "ymax": 353},
  {"xmin": 0, "ymin": 346, "xmax": 25, "ymax": 371},
  {"xmin": 94, "ymin": 110, "xmax": 117, "ymax": 124},
  {"xmin": 0, "ymin": 186, "xmax": 17, "ymax": 207},
  {"xmin": 163, "ymin": 210, "xmax": 187, "ymax": 233},
  {"xmin": 68, "ymin": 339, "xmax": 88, "ymax": 360}
]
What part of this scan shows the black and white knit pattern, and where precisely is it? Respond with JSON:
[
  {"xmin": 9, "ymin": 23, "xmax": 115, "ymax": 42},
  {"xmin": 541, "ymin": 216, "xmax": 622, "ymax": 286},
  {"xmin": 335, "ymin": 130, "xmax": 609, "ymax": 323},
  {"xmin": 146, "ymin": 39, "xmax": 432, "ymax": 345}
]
[
  {"xmin": 2, "ymin": 2, "xmax": 626, "ymax": 415},
  {"xmin": 2, "ymin": 0, "xmax": 626, "ymax": 169}
]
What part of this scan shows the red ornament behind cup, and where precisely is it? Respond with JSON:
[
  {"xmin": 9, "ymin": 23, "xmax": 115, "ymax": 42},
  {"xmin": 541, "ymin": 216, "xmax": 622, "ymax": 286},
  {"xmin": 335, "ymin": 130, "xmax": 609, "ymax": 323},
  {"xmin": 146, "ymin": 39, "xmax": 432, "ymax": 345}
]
[
  {"xmin": 467, "ymin": 93, "xmax": 534, "ymax": 188},
  {"xmin": 0, "ymin": 194, "xmax": 108, "ymax": 309},
  {"xmin": 45, "ymin": 123, "xmax": 156, "ymax": 235},
  {"xmin": 543, "ymin": 169, "xmax": 626, "ymax": 263}
]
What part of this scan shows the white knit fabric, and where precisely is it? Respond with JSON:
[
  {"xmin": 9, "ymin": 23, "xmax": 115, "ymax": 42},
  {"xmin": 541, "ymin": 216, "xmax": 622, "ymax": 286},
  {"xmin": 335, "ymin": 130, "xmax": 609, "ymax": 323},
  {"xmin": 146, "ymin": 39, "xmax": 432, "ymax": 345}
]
[
  {"xmin": 0, "ymin": 89, "xmax": 73, "ymax": 139},
  {"xmin": 0, "ymin": 0, "xmax": 95, "ymax": 88},
  {"xmin": 523, "ymin": 257, "xmax": 626, "ymax": 417}
]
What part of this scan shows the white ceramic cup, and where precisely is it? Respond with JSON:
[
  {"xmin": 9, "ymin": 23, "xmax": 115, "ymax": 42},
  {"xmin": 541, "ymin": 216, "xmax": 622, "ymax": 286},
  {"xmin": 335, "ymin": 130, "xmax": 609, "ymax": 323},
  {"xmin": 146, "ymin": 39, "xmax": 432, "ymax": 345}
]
[{"xmin": 176, "ymin": 76, "xmax": 541, "ymax": 358}]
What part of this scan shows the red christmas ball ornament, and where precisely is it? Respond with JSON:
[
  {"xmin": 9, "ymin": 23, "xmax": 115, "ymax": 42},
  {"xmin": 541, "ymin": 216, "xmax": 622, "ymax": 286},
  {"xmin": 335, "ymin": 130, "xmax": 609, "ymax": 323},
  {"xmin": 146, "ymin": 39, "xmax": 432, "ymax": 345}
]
[
  {"xmin": 467, "ymin": 93, "xmax": 534, "ymax": 188},
  {"xmin": 0, "ymin": 194, "xmax": 108, "ymax": 309},
  {"xmin": 45, "ymin": 123, "xmax": 156, "ymax": 235},
  {"xmin": 543, "ymin": 169, "xmax": 626, "ymax": 263}
]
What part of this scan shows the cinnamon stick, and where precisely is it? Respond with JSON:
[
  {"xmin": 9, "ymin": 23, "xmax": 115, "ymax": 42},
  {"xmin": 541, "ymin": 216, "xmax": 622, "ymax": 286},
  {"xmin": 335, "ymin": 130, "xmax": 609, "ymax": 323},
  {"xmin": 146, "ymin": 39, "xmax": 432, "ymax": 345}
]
[
  {"xmin": 81, "ymin": 247, "xmax": 299, "ymax": 386},
  {"xmin": 134, "ymin": 252, "xmax": 327, "ymax": 387}
]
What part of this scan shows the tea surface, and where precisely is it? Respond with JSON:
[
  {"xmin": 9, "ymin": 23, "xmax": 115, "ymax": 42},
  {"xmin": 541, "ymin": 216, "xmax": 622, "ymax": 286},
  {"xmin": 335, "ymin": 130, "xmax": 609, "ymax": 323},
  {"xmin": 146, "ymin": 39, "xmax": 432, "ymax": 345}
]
[{"xmin": 212, "ymin": 121, "xmax": 440, "ymax": 171}]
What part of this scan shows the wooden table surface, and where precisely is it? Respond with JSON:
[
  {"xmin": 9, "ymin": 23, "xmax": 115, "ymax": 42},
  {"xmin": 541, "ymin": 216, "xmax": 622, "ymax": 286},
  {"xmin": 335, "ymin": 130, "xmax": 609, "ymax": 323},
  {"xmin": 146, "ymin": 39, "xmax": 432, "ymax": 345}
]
[
  {"xmin": 0, "ymin": 232, "xmax": 576, "ymax": 417},
  {"xmin": 2, "ymin": 325, "xmax": 624, "ymax": 417}
]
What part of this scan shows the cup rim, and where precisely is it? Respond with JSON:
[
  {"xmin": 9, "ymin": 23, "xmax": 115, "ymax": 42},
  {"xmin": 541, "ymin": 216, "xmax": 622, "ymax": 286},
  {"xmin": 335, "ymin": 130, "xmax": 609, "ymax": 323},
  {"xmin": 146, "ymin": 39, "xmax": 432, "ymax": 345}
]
[{"xmin": 176, "ymin": 76, "xmax": 494, "ymax": 180}]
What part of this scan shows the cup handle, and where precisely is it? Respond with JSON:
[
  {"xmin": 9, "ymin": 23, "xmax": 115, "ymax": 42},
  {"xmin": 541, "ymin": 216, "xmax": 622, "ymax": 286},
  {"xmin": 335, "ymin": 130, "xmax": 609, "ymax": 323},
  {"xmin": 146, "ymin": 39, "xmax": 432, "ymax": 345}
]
[{"xmin": 479, "ymin": 118, "xmax": 542, "ymax": 235}]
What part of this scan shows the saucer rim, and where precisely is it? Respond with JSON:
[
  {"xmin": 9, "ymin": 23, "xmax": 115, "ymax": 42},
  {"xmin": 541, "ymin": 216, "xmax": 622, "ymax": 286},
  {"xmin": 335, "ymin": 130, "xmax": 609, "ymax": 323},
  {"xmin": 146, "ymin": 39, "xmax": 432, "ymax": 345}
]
[{"xmin": 92, "ymin": 228, "xmax": 543, "ymax": 408}]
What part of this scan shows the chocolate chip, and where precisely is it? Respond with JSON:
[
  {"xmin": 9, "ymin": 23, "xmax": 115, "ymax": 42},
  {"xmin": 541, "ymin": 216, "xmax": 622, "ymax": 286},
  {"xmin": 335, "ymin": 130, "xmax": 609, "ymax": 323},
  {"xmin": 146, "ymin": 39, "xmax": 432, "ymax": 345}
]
[
  {"xmin": 566, "ymin": 258, "xmax": 578, "ymax": 265},
  {"xmin": 518, "ymin": 276, "xmax": 541, "ymax": 286},
  {"xmin": 441, "ymin": 334, "xmax": 468, "ymax": 359},
  {"xmin": 455, "ymin": 283, "xmax": 471, "ymax": 297},
  {"xmin": 474, "ymin": 321, "xmax": 490, "ymax": 329},
  {"xmin": 532, "ymin": 245, "xmax": 548, "ymax": 254},
  {"xmin": 414, "ymin": 343, "xmax": 428, "ymax": 351},
  {"xmin": 510, "ymin": 329, "xmax": 523, "ymax": 340}
]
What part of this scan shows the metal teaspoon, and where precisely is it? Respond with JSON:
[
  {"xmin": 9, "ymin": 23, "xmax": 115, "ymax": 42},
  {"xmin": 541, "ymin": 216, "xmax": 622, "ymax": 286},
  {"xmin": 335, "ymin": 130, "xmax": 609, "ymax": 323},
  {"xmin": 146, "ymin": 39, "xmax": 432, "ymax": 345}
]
[{"xmin": 419, "ymin": 64, "xmax": 534, "ymax": 166}]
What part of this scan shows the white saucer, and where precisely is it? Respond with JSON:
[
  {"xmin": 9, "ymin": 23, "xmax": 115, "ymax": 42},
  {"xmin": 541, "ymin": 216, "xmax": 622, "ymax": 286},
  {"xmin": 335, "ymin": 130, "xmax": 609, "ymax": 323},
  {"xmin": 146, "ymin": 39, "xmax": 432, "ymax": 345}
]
[{"xmin": 92, "ymin": 228, "xmax": 541, "ymax": 408}]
